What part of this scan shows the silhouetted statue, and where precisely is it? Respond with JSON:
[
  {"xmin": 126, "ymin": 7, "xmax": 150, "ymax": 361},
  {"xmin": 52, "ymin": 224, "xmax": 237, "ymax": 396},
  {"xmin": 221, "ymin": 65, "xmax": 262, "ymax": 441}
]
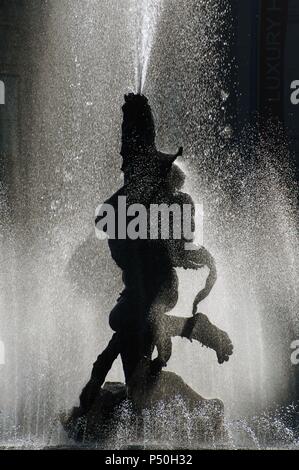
[{"xmin": 77, "ymin": 94, "xmax": 233, "ymax": 416}]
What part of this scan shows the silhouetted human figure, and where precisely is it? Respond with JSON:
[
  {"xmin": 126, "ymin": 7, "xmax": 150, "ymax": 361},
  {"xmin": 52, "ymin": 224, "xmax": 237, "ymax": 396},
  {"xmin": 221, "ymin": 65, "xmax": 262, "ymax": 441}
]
[{"xmin": 78, "ymin": 94, "xmax": 233, "ymax": 415}]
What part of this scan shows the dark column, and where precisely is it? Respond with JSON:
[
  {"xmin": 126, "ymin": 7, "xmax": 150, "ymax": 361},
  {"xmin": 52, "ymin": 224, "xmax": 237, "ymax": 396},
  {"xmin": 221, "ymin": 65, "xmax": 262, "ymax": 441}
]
[
  {"xmin": 0, "ymin": 1, "xmax": 23, "ymax": 191},
  {"xmin": 284, "ymin": 0, "xmax": 299, "ymax": 181},
  {"xmin": 284, "ymin": 0, "xmax": 299, "ymax": 401},
  {"xmin": 229, "ymin": 0, "xmax": 260, "ymax": 136}
]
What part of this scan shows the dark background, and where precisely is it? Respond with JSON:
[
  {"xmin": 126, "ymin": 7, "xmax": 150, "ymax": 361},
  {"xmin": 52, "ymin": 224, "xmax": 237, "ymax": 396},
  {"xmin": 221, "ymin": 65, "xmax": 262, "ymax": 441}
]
[{"xmin": 231, "ymin": 0, "xmax": 299, "ymax": 179}]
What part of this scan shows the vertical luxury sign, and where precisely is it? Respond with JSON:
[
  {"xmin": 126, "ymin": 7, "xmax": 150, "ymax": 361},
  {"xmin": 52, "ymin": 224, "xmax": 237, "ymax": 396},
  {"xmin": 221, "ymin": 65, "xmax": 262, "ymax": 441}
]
[{"xmin": 259, "ymin": 0, "xmax": 289, "ymax": 124}]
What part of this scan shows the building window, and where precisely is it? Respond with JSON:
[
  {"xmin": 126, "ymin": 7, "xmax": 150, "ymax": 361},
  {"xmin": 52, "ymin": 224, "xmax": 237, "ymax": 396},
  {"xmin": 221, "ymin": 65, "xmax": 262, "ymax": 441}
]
[{"xmin": 0, "ymin": 80, "xmax": 5, "ymax": 105}]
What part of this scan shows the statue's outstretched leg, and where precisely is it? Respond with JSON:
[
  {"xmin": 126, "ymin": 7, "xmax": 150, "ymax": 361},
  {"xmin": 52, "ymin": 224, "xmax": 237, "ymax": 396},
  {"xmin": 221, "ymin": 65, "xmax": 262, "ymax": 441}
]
[
  {"xmin": 150, "ymin": 312, "xmax": 233, "ymax": 375},
  {"xmin": 79, "ymin": 333, "xmax": 120, "ymax": 414},
  {"xmin": 163, "ymin": 312, "xmax": 234, "ymax": 364},
  {"xmin": 78, "ymin": 312, "xmax": 233, "ymax": 414}
]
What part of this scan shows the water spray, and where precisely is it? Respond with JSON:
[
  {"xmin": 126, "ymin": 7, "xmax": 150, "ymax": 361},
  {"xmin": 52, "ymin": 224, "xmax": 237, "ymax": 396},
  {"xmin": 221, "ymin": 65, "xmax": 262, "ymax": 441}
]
[{"xmin": 134, "ymin": 0, "xmax": 164, "ymax": 93}]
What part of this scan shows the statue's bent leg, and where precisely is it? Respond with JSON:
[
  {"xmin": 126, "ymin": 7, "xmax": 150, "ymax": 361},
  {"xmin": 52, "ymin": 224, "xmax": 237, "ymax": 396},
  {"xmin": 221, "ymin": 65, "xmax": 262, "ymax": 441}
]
[
  {"xmin": 79, "ymin": 333, "xmax": 121, "ymax": 413},
  {"xmin": 163, "ymin": 313, "xmax": 234, "ymax": 364},
  {"xmin": 150, "ymin": 333, "xmax": 172, "ymax": 375},
  {"xmin": 147, "ymin": 308, "xmax": 173, "ymax": 375},
  {"xmin": 109, "ymin": 291, "xmax": 149, "ymax": 384},
  {"xmin": 146, "ymin": 273, "xmax": 178, "ymax": 374}
]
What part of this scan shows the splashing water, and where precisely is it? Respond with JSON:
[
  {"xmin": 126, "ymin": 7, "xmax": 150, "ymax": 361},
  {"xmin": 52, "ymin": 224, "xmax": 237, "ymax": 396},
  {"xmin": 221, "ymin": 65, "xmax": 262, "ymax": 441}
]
[
  {"xmin": 0, "ymin": 0, "xmax": 298, "ymax": 449},
  {"xmin": 134, "ymin": 0, "xmax": 164, "ymax": 93}
]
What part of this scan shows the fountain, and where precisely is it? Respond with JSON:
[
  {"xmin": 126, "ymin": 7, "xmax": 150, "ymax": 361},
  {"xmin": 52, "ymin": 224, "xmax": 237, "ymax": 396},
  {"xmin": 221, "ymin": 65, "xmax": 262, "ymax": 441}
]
[
  {"xmin": 60, "ymin": 92, "xmax": 233, "ymax": 444},
  {"xmin": 0, "ymin": 0, "xmax": 298, "ymax": 449}
]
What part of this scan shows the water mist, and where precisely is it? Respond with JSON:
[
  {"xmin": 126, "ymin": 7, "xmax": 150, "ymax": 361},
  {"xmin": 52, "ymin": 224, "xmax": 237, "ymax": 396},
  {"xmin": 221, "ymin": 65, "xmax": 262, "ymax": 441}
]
[{"xmin": 0, "ymin": 0, "xmax": 298, "ymax": 450}]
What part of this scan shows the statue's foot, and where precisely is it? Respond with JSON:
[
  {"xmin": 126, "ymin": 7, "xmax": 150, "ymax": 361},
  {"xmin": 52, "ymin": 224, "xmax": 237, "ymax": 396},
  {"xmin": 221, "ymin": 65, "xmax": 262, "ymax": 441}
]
[
  {"xmin": 213, "ymin": 329, "xmax": 234, "ymax": 364},
  {"xmin": 191, "ymin": 313, "xmax": 234, "ymax": 364},
  {"xmin": 79, "ymin": 378, "xmax": 102, "ymax": 414}
]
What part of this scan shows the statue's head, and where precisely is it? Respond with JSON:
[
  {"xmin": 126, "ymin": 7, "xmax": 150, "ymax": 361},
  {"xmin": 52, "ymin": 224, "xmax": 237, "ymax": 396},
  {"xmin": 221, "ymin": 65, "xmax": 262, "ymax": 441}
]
[
  {"xmin": 120, "ymin": 94, "xmax": 156, "ymax": 169},
  {"xmin": 120, "ymin": 93, "xmax": 182, "ymax": 186}
]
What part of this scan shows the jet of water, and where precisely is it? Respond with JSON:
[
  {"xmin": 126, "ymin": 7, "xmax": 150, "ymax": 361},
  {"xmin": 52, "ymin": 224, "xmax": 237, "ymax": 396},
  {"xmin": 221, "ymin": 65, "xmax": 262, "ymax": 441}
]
[{"xmin": 134, "ymin": 0, "xmax": 164, "ymax": 93}]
